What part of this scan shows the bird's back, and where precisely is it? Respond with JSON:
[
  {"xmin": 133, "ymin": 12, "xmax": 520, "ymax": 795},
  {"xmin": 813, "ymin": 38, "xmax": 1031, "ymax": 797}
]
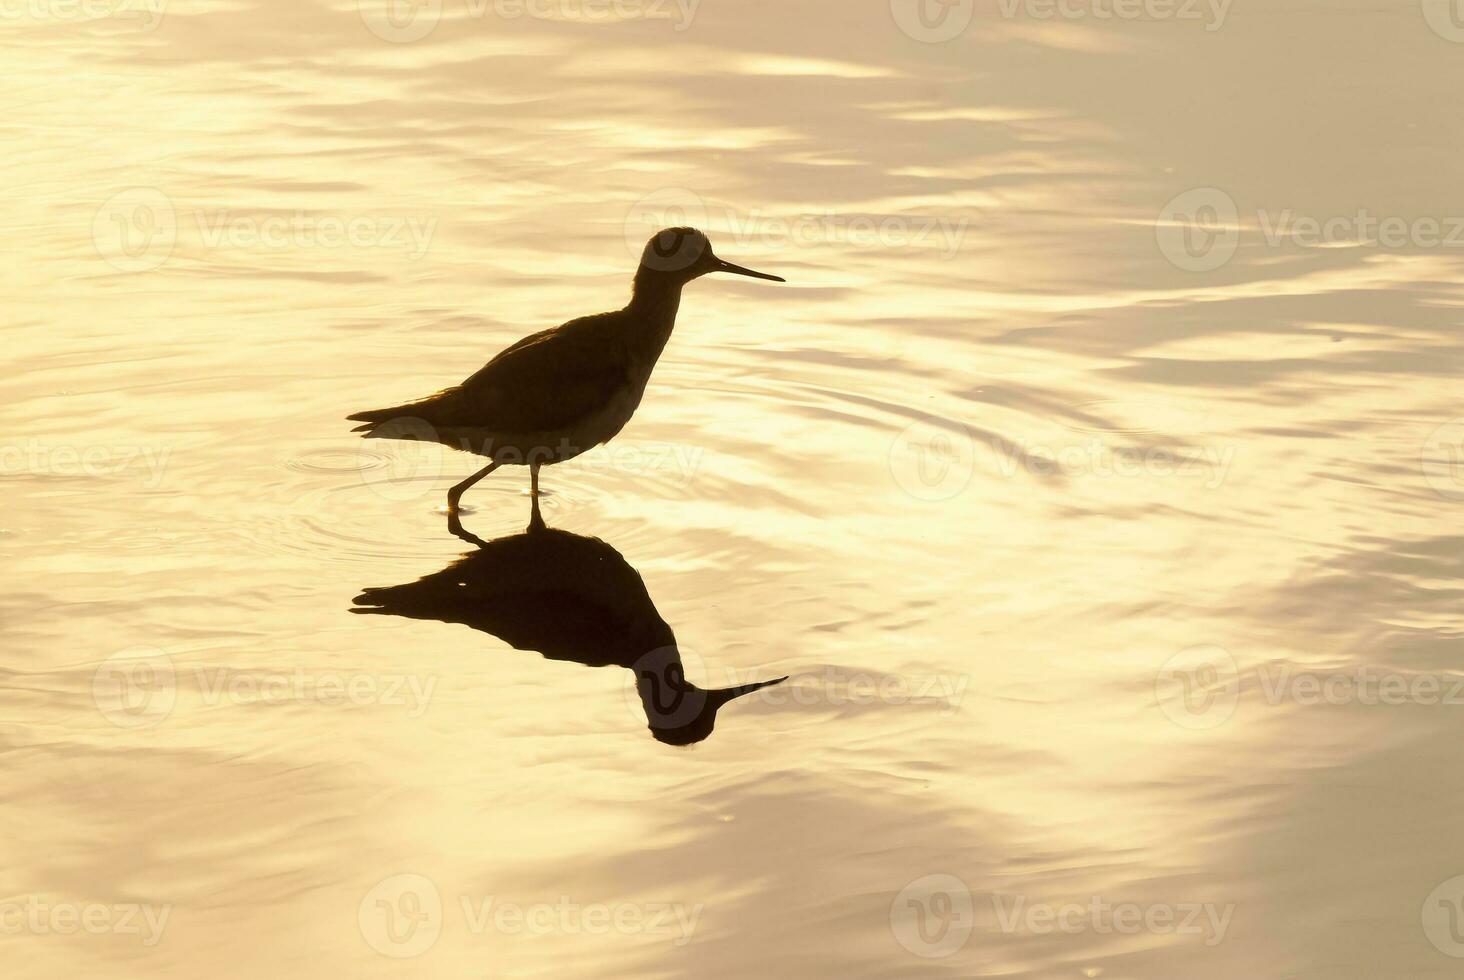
[
  {"xmin": 349, "ymin": 310, "xmax": 642, "ymax": 449},
  {"xmin": 351, "ymin": 529, "xmax": 673, "ymax": 669}
]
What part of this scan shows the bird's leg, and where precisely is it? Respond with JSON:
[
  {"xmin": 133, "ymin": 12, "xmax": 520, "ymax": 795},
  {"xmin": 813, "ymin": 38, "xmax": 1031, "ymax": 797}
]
[
  {"xmin": 528, "ymin": 461, "xmax": 546, "ymax": 533},
  {"xmin": 446, "ymin": 461, "xmax": 500, "ymax": 535}
]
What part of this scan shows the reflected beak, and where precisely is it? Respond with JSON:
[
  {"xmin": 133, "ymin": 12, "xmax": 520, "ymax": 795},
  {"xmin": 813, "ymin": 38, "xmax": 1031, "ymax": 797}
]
[
  {"xmin": 713, "ymin": 257, "xmax": 786, "ymax": 283},
  {"xmin": 708, "ymin": 675, "xmax": 789, "ymax": 707}
]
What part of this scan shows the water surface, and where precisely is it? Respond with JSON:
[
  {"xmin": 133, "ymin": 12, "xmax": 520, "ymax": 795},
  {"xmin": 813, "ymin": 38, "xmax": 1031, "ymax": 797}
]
[{"xmin": 7, "ymin": 1, "xmax": 1464, "ymax": 976}]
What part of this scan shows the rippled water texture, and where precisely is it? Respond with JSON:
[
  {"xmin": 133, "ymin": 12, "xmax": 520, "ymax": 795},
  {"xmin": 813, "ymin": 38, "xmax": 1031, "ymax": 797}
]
[{"xmin": 7, "ymin": 1, "xmax": 1464, "ymax": 976}]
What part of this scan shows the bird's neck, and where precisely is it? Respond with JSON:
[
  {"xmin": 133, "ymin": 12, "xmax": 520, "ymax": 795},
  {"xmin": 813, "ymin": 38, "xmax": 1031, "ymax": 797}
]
[{"xmin": 625, "ymin": 271, "xmax": 685, "ymax": 354}]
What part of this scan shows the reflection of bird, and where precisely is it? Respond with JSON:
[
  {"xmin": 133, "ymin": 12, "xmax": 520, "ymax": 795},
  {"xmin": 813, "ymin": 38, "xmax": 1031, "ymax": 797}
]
[
  {"xmin": 347, "ymin": 228, "xmax": 784, "ymax": 536},
  {"xmin": 350, "ymin": 525, "xmax": 787, "ymax": 745}
]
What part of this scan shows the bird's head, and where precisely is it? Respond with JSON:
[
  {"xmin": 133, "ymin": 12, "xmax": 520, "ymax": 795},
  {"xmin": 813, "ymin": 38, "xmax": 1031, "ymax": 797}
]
[
  {"xmin": 631, "ymin": 644, "xmax": 787, "ymax": 746},
  {"xmin": 637, "ymin": 227, "xmax": 785, "ymax": 287}
]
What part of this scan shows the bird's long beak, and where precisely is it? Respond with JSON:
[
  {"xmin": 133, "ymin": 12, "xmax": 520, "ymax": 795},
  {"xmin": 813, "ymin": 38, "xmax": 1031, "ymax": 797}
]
[{"xmin": 713, "ymin": 257, "xmax": 786, "ymax": 283}]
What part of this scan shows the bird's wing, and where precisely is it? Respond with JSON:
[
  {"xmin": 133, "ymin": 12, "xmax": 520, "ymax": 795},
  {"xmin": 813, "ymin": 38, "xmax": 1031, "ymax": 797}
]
[{"xmin": 425, "ymin": 314, "xmax": 631, "ymax": 433}]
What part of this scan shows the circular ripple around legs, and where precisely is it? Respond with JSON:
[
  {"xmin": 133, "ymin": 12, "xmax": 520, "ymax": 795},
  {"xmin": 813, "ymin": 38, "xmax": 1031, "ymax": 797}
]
[{"xmin": 252, "ymin": 450, "xmax": 709, "ymax": 566}]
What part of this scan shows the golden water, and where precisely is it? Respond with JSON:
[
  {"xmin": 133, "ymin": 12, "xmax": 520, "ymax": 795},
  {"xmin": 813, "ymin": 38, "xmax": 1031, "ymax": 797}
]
[{"xmin": 7, "ymin": 0, "xmax": 1464, "ymax": 976}]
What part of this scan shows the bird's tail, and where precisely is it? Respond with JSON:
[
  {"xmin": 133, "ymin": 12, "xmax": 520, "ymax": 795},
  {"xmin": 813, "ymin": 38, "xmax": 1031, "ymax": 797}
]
[
  {"xmin": 346, "ymin": 408, "xmax": 396, "ymax": 433},
  {"xmin": 349, "ymin": 586, "xmax": 395, "ymax": 611},
  {"xmin": 347, "ymin": 405, "xmax": 438, "ymax": 435},
  {"xmin": 348, "ymin": 386, "xmax": 459, "ymax": 435}
]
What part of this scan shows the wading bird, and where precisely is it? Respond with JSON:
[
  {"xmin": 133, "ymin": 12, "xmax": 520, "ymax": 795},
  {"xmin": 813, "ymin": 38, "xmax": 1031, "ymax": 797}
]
[{"xmin": 348, "ymin": 228, "xmax": 784, "ymax": 535}]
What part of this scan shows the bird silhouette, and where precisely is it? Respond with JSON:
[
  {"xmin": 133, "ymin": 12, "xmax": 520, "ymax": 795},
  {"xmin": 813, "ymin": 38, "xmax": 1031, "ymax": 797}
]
[
  {"xmin": 347, "ymin": 227, "xmax": 784, "ymax": 536},
  {"xmin": 350, "ymin": 523, "xmax": 788, "ymax": 745}
]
